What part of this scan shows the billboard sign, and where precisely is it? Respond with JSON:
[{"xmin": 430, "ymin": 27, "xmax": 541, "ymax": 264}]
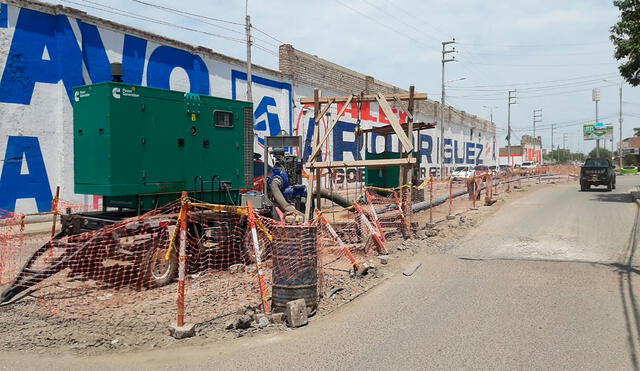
[{"xmin": 583, "ymin": 122, "xmax": 613, "ymax": 140}]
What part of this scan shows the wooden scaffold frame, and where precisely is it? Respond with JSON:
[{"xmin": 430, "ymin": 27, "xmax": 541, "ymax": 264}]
[{"xmin": 301, "ymin": 87, "xmax": 431, "ymax": 222}]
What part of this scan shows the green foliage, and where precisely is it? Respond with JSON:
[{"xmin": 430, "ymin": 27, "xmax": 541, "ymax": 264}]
[
  {"xmin": 611, "ymin": 1, "xmax": 640, "ymax": 86},
  {"xmin": 634, "ymin": 127, "xmax": 640, "ymax": 137},
  {"xmin": 624, "ymin": 154, "xmax": 639, "ymax": 166},
  {"xmin": 543, "ymin": 149, "xmax": 585, "ymax": 163},
  {"xmin": 587, "ymin": 147, "xmax": 613, "ymax": 159}
]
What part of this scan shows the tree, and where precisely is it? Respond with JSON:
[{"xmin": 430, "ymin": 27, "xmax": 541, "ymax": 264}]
[
  {"xmin": 634, "ymin": 127, "xmax": 640, "ymax": 137},
  {"xmin": 587, "ymin": 147, "xmax": 612, "ymax": 159},
  {"xmin": 543, "ymin": 149, "xmax": 584, "ymax": 163},
  {"xmin": 611, "ymin": 1, "xmax": 640, "ymax": 86},
  {"xmin": 624, "ymin": 154, "xmax": 639, "ymax": 166}
]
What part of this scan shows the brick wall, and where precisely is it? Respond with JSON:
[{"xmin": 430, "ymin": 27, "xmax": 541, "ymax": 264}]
[{"xmin": 279, "ymin": 44, "xmax": 495, "ymax": 134}]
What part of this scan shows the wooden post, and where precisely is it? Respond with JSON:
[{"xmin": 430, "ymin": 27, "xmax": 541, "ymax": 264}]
[
  {"xmin": 448, "ymin": 178, "xmax": 453, "ymax": 217},
  {"xmin": 314, "ymin": 89, "xmax": 322, "ymax": 219},
  {"xmin": 176, "ymin": 191, "xmax": 189, "ymax": 327},
  {"xmin": 48, "ymin": 185, "xmax": 60, "ymax": 261},
  {"xmin": 429, "ymin": 175, "xmax": 433, "ymax": 225},
  {"xmin": 247, "ymin": 200, "xmax": 271, "ymax": 314},
  {"xmin": 304, "ymin": 89, "xmax": 321, "ymax": 222},
  {"xmin": 316, "ymin": 210, "xmax": 360, "ymax": 271},
  {"xmin": 406, "ymin": 86, "xmax": 415, "ymax": 234},
  {"xmin": 50, "ymin": 186, "xmax": 60, "ymax": 238},
  {"xmin": 365, "ymin": 190, "xmax": 386, "ymax": 241}
]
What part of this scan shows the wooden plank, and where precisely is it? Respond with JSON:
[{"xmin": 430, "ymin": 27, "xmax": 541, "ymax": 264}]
[
  {"xmin": 305, "ymin": 89, "xmax": 321, "ymax": 222},
  {"xmin": 376, "ymin": 93, "xmax": 414, "ymax": 152},
  {"xmin": 308, "ymin": 95, "xmax": 353, "ymax": 164},
  {"xmin": 300, "ymin": 93, "xmax": 427, "ymax": 104},
  {"xmin": 306, "ymin": 158, "xmax": 417, "ymax": 169},
  {"xmin": 392, "ymin": 96, "xmax": 414, "ymax": 121},
  {"xmin": 314, "ymin": 98, "xmax": 335, "ymax": 124}
]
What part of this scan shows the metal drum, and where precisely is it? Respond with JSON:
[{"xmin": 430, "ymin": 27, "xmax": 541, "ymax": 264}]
[{"xmin": 271, "ymin": 224, "xmax": 319, "ymax": 313}]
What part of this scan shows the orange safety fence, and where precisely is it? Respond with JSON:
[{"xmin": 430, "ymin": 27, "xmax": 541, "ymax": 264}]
[{"xmin": 0, "ymin": 169, "xmax": 576, "ymax": 329}]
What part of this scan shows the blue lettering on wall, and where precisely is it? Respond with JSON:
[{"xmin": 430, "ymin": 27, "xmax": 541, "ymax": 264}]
[
  {"xmin": 146, "ymin": 46, "xmax": 209, "ymax": 94},
  {"xmin": 369, "ymin": 132, "xmax": 393, "ymax": 154},
  {"xmin": 122, "ymin": 35, "xmax": 147, "ymax": 86},
  {"xmin": 0, "ymin": 136, "xmax": 52, "ymax": 215},
  {"xmin": 333, "ymin": 121, "xmax": 363, "ymax": 161},
  {"xmin": 453, "ymin": 140, "xmax": 465, "ymax": 164},
  {"xmin": 254, "ymin": 96, "xmax": 282, "ymax": 146},
  {"xmin": 465, "ymin": 142, "xmax": 475, "ymax": 164},
  {"xmin": 0, "ymin": 8, "xmax": 83, "ymax": 104},
  {"xmin": 231, "ymin": 70, "xmax": 293, "ymax": 135},
  {"xmin": 475, "ymin": 143, "xmax": 484, "ymax": 164},
  {"xmin": 420, "ymin": 134, "xmax": 433, "ymax": 164},
  {"xmin": 76, "ymin": 23, "xmax": 147, "ymax": 86},
  {"xmin": 443, "ymin": 138, "xmax": 452, "ymax": 164},
  {"xmin": 302, "ymin": 117, "xmax": 316, "ymax": 163},
  {"xmin": 0, "ymin": 3, "xmax": 7, "ymax": 28},
  {"xmin": 79, "ymin": 21, "xmax": 111, "ymax": 84}
]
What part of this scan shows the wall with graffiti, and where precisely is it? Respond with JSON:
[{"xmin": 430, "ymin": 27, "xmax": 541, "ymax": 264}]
[{"xmin": 0, "ymin": 1, "xmax": 495, "ymax": 215}]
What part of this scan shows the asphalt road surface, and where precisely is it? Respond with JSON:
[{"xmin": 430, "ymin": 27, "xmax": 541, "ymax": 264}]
[{"xmin": 3, "ymin": 176, "xmax": 640, "ymax": 370}]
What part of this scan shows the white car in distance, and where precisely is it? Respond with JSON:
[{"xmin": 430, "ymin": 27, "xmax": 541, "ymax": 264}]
[{"xmin": 452, "ymin": 166, "xmax": 473, "ymax": 180}]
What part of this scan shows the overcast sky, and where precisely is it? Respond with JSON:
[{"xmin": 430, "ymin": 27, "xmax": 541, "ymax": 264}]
[{"xmin": 48, "ymin": 0, "xmax": 633, "ymax": 154}]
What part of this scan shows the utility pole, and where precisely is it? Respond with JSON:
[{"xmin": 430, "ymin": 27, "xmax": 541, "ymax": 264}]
[
  {"xmin": 551, "ymin": 123, "xmax": 555, "ymax": 163},
  {"xmin": 483, "ymin": 105, "xmax": 498, "ymax": 124},
  {"xmin": 563, "ymin": 133, "xmax": 568, "ymax": 162},
  {"xmin": 245, "ymin": 0, "xmax": 253, "ymax": 103},
  {"xmin": 593, "ymin": 88, "xmax": 600, "ymax": 158},
  {"xmin": 507, "ymin": 90, "xmax": 517, "ymax": 167},
  {"xmin": 440, "ymin": 39, "xmax": 456, "ymax": 179},
  {"xmin": 619, "ymin": 84, "xmax": 623, "ymax": 168},
  {"xmin": 533, "ymin": 109, "xmax": 542, "ymax": 163}
]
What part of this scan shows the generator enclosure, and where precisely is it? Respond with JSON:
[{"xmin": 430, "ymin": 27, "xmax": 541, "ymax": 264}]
[
  {"xmin": 365, "ymin": 151, "xmax": 420, "ymax": 189},
  {"xmin": 73, "ymin": 82, "xmax": 253, "ymax": 209}
]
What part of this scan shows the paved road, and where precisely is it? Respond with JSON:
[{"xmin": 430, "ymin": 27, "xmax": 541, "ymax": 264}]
[
  {"xmin": 4, "ymin": 176, "xmax": 640, "ymax": 370},
  {"xmin": 452, "ymin": 175, "xmax": 639, "ymax": 264}
]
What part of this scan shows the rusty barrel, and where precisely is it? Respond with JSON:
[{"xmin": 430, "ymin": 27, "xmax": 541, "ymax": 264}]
[{"xmin": 271, "ymin": 224, "xmax": 319, "ymax": 313}]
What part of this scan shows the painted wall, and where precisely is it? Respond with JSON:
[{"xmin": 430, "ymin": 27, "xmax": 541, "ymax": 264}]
[{"xmin": 0, "ymin": 2, "xmax": 496, "ymax": 215}]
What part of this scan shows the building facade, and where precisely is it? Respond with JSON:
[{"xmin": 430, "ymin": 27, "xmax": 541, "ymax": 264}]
[{"xmin": 0, "ymin": 0, "xmax": 496, "ymax": 215}]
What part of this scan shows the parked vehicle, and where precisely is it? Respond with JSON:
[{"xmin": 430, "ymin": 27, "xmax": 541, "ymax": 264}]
[
  {"xmin": 580, "ymin": 158, "xmax": 616, "ymax": 191},
  {"xmin": 521, "ymin": 162, "xmax": 536, "ymax": 175},
  {"xmin": 473, "ymin": 165, "xmax": 489, "ymax": 177},
  {"xmin": 498, "ymin": 164, "xmax": 511, "ymax": 176},
  {"xmin": 452, "ymin": 166, "xmax": 473, "ymax": 180}
]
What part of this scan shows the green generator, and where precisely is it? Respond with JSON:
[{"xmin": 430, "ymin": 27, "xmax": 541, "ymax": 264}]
[
  {"xmin": 365, "ymin": 151, "xmax": 420, "ymax": 189},
  {"xmin": 73, "ymin": 82, "xmax": 254, "ymax": 210}
]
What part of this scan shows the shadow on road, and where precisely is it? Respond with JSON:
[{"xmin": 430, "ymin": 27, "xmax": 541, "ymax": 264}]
[
  {"xmin": 591, "ymin": 193, "xmax": 634, "ymax": 203},
  {"xmin": 614, "ymin": 206, "xmax": 640, "ymax": 371}
]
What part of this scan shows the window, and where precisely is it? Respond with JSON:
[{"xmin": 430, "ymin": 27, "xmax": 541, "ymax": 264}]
[{"xmin": 214, "ymin": 110, "xmax": 234, "ymax": 128}]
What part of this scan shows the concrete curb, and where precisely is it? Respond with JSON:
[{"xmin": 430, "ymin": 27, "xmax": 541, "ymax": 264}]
[
  {"xmin": 0, "ymin": 213, "xmax": 54, "ymax": 227},
  {"xmin": 629, "ymin": 186, "xmax": 640, "ymax": 207}
]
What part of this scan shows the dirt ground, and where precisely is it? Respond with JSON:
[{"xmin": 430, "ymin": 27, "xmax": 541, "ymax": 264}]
[{"xmin": 0, "ymin": 176, "xmax": 566, "ymax": 355}]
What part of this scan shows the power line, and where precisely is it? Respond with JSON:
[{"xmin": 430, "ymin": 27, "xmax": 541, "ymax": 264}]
[
  {"xmin": 126, "ymin": 0, "xmax": 280, "ymax": 48},
  {"xmin": 448, "ymin": 84, "xmax": 623, "ymax": 101},
  {"xmin": 130, "ymin": 0, "xmax": 243, "ymax": 25},
  {"xmin": 449, "ymin": 77, "xmax": 623, "ymax": 93},
  {"xmin": 61, "ymin": 0, "xmax": 279, "ymax": 56},
  {"xmin": 384, "ymin": 0, "xmax": 453, "ymax": 40},
  {"xmin": 443, "ymin": 72, "xmax": 620, "ymax": 89},
  {"xmin": 333, "ymin": 0, "xmax": 436, "ymax": 50},
  {"xmin": 468, "ymin": 61, "xmax": 615, "ymax": 68},
  {"xmin": 363, "ymin": 0, "xmax": 441, "ymax": 43},
  {"xmin": 251, "ymin": 24, "xmax": 286, "ymax": 45}
]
